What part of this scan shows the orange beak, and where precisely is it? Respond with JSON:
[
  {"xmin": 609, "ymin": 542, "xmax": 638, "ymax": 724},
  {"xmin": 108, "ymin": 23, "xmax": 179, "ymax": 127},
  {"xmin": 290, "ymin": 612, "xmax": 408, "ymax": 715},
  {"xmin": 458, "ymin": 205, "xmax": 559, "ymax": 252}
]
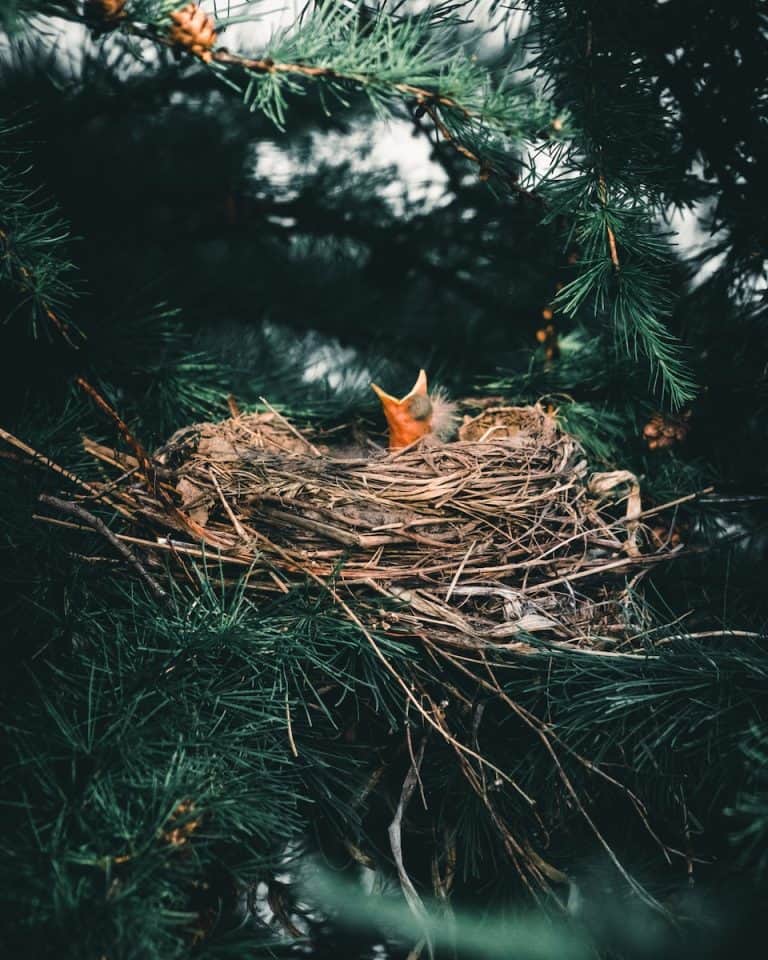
[{"xmin": 371, "ymin": 369, "xmax": 433, "ymax": 450}]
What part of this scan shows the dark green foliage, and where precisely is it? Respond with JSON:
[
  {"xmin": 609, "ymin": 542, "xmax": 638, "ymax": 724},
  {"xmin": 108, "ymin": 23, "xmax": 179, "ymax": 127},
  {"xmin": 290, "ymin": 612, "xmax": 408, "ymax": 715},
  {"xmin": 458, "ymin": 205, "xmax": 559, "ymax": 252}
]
[
  {"xmin": 520, "ymin": 1, "xmax": 697, "ymax": 405},
  {"xmin": 729, "ymin": 724, "xmax": 768, "ymax": 878},
  {"xmin": 0, "ymin": 575, "xmax": 409, "ymax": 956},
  {"xmin": 0, "ymin": 117, "xmax": 79, "ymax": 344}
]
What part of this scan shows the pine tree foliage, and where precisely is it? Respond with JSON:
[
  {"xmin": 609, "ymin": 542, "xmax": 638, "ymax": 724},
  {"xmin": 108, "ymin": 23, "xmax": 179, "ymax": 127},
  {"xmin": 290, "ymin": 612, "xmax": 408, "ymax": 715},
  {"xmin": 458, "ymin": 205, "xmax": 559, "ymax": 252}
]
[
  {"xmin": 1, "ymin": 580, "xmax": 318, "ymax": 955},
  {"xmin": 517, "ymin": 1, "xmax": 697, "ymax": 407},
  {"xmin": 0, "ymin": 117, "xmax": 80, "ymax": 344},
  {"xmin": 1, "ymin": 0, "xmax": 712, "ymax": 391},
  {"xmin": 730, "ymin": 724, "xmax": 768, "ymax": 879}
]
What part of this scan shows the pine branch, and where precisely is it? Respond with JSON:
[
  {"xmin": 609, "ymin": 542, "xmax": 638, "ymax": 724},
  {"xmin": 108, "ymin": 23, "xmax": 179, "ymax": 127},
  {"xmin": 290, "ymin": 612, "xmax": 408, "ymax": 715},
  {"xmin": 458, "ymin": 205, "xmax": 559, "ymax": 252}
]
[
  {"xmin": 523, "ymin": 1, "xmax": 697, "ymax": 408},
  {"xmin": 52, "ymin": 1, "xmax": 549, "ymax": 181},
  {"xmin": 729, "ymin": 723, "xmax": 768, "ymax": 878},
  {"xmin": 0, "ymin": 122, "xmax": 81, "ymax": 346}
]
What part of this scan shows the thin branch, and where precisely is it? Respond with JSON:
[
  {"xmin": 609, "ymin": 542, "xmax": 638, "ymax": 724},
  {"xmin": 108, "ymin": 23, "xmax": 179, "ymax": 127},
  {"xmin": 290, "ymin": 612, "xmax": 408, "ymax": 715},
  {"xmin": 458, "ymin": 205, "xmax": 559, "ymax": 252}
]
[
  {"xmin": 75, "ymin": 377, "xmax": 164, "ymax": 498},
  {"xmin": 597, "ymin": 175, "xmax": 620, "ymax": 271},
  {"xmin": 389, "ymin": 737, "xmax": 432, "ymax": 959},
  {"xmin": 258, "ymin": 396, "xmax": 323, "ymax": 457},
  {"xmin": 38, "ymin": 494, "xmax": 168, "ymax": 604},
  {"xmin": 285, "ymin": 691, "xmax": 299, "ymax": 758},
  {"xmin": 0, "ymin": 426, "xmax": 101, "ymax": 499},
  {"xmin": 0, "ymin": 224, "xmax": 80, "ymax": 347}
]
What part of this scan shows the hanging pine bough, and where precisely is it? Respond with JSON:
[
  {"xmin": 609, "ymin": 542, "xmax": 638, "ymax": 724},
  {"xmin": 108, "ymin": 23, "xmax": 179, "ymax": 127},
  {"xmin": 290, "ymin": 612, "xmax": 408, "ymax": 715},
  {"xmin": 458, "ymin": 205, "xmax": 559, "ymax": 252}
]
[{"xmin": 38, "ymin": 389, "xmax": 680, "ymax": 656}]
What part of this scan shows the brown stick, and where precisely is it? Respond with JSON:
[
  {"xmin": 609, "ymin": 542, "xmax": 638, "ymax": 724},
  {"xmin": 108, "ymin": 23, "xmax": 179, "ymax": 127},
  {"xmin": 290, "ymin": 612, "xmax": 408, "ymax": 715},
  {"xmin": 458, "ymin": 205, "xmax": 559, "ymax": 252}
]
[
  {"xmin": 74, "ymin": 377, "xmax": 165, "ymax": 495},
  {"xmin": 258, "ymin": 396, "xmax": 323, "ymax": 457},
  {"xmin": 227, "ymin": 394, "xmax": 242, "ymax": 418},
  {"xmin": 0, "ymin": 426, "xmax": 102, "ymax": 498},
  {"xmin": 74, "ymin": 379, "xmax": 218, "ymax": 549},
  {"xmin": 208, "ymin": 467, "xmax": 250, "ymax": 541},
  {"xmin": 433, "ymin": 639, "xmax": 669, "ymax": 915},
  {"xmin": 389, "ymin": 737, "xmax": 431, "ymax": 956},
  {"xmin": 285, "ymin": 691, "xmax": 299, "ymax": 758},
  {"xmin": 598, "ymin": 175, "xmax": 620, "ymax": 271},
  {"xmin": 114, "ymin": 21, "xmax": 533, "ymax": 193},
  {"xmin": 39, "ymin": 494, "xmax": 169, "ymax": 605}
]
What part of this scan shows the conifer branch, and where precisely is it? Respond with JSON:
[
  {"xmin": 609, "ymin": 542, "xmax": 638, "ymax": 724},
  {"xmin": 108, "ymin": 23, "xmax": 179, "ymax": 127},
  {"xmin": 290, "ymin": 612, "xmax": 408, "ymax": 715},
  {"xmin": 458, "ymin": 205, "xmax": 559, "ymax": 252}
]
[
  {"xmin": 71, "ymin": 2, "xmax": 549, "ymax": 176},
  {"xmin": 524, "ymin": 1, "xmax": 697, "ymax": 408},
  {"xmin": 0, "ymin": 130, "xmax": 81, "ymax": 346},
  {"xmin": 0, "ymin": 224, "xmax": 78, "ymax": 345}
]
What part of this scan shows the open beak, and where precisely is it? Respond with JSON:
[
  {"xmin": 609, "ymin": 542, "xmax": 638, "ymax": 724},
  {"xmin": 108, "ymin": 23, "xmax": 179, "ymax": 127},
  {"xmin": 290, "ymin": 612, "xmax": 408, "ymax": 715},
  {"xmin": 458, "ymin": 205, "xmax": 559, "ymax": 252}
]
[{"xmin": 371, "ymin": 369, "xmax": 433, "ymax": 450}]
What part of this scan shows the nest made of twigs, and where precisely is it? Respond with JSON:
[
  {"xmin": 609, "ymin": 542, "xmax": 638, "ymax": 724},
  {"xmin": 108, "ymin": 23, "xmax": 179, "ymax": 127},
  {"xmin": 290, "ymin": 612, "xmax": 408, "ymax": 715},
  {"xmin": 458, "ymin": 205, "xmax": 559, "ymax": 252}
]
[{"xmin": 73, "ymin": 401, "xmax": 675, "ymax": 655}]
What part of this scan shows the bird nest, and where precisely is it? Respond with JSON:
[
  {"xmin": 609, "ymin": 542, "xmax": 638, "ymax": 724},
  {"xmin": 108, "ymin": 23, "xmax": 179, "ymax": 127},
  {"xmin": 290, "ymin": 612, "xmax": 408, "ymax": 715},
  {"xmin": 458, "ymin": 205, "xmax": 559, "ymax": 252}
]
[{"xmin": 53, "ymin": 399, "xmax": 678, "ymax": 656}]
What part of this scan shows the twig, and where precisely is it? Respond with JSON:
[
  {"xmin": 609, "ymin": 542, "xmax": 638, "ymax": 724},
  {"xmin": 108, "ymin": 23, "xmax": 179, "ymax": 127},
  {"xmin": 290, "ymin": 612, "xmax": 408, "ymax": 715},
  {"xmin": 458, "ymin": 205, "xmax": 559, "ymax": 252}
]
[
  {"xmin": 421, "ymin": 102, "xmax": 540, "ymax": 199},
  {"xmin": 515, "ymin": 638, "xmax": 658, "ymax": 660},
  {"xmin": 445, "ymin": 539, "xmax": 475, "ymax": 602},
  {"xmin": 472, "ymin": 650, "xmax": 670, "ymax": 916},
  {"xmin": 97, "ymin": 20, "xmax": 533, "ymax": 193},
  {"xmin": 0, "ymin": 426, "xmax": 102, "ymax": 499},
  {"xmin": 436, "ymin": 636, "xmax": 669, "ymax": 912},
  {"xmin": 630, "ymin": 486, "xmax": 715, "ymax": 521},
  {"xmin": 204, "ymin": 49, "xmax": 475, "ymax": 120},
  {"xmin": 75, "ymin": 379, "xmax": 225, "ymax": 549},
  {"xmin": 679, "ymin": 786, "xmax": 695, "ymax": 888},
  {"xmin": 38, "ymin": 494, "xmax": 168, "ymax": 605},
  {"xmin": 34, "ymin": 515, "xmax": 253, "ymax": 566},
  {"xmin": 423, "ymin": 103, "xmax": 482, "ymax": 165},
  {"xmin": 525, "ymin": 553, "xmax": 668, "ymax": 594},
  {"xmin": 285, "ymin": 691, "xmax": 299, "ymax": 758},
  {"xmin": 598, "ymin": 175, "xmax": 620, "ymax": 271},
  {"xmin": 666, "ymin": 629, "xmax": 763, "ymax": 641},
  {"xmin": 75, "ymin": 377, "xmax": 166, "ymax": 500},
  {"xmin": 389, "ymin": 737, "xmax": 432, "ymax": 960},
  {"xmin": 266, "ymin": 881, "xmax": 304, "ymax": 939},
  {"xmin": 258, "ymin": 396, "xmax": 323, "ymax": 457},
  {"xmin": 208, "ymin": 467, "xmax": 249, "ymax": 540}
]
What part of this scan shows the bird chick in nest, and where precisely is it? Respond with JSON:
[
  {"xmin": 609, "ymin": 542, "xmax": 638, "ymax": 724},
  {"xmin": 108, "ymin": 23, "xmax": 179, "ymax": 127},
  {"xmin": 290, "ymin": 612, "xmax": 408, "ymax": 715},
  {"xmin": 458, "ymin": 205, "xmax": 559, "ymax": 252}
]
[{"xmin": 371, "ymin": 369, "xmax": 458, "ymax": 450}]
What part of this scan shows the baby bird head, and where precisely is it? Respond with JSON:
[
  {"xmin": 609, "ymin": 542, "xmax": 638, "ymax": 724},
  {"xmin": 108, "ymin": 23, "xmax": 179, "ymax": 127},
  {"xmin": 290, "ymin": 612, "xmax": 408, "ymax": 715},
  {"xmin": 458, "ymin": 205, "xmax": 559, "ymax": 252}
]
[{"xmin": 371, "ymin": 369, "xmax": 457, "ymax": 450}]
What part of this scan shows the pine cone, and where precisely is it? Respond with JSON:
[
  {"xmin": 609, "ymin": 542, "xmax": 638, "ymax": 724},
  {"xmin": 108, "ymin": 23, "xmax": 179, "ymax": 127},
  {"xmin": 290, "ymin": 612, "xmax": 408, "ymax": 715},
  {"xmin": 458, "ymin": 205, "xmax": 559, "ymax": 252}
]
[
  {"xmin": 84, "ymin": 0, "xmax": 126, "ymax": 27},
  {"xmin": 642, "ymin": 410, "xmax": 691, "ymax": 450},
  {"xmin": 168, "ymin": 4, "xmax": 217, "ymax": 63}
]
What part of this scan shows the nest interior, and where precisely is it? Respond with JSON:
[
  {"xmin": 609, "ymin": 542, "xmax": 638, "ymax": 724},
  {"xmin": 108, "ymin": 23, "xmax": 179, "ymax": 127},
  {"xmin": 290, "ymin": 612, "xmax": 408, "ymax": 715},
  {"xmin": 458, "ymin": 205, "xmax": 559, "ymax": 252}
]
[{"xmin": 78, "ymin": 403, "xmax": 672, "ymax": 654}]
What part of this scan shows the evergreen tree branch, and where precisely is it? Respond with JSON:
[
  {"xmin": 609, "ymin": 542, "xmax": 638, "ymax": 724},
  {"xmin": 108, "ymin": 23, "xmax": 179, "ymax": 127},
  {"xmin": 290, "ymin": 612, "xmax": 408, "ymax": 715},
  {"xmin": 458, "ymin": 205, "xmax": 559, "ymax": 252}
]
[
  {"xmin": 52, "ymin": 1, "xmax": 549, "ymax": 177},
  {"xmin": 0, "ymin": 122, "xmax": 81, "ymax": 346},
  {"xmin": 523, "ymin": 1, "xmax": 697, "ymax": 408}
]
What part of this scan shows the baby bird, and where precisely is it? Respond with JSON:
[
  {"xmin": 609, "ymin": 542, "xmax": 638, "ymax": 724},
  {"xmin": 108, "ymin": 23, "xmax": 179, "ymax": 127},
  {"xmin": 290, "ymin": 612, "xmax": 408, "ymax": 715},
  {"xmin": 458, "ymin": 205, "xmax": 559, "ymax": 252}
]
[{"xmin": 371, "ymin": 369, "xmax": 457, "ymax": 450}]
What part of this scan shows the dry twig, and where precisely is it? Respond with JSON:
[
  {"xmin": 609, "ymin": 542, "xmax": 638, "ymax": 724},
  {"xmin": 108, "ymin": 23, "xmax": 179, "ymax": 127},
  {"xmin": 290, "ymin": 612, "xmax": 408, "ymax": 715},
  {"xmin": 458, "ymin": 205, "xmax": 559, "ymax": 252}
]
[{"xmin": 38, "ymin": 494, "xmax": 168, "ymax": 604}]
